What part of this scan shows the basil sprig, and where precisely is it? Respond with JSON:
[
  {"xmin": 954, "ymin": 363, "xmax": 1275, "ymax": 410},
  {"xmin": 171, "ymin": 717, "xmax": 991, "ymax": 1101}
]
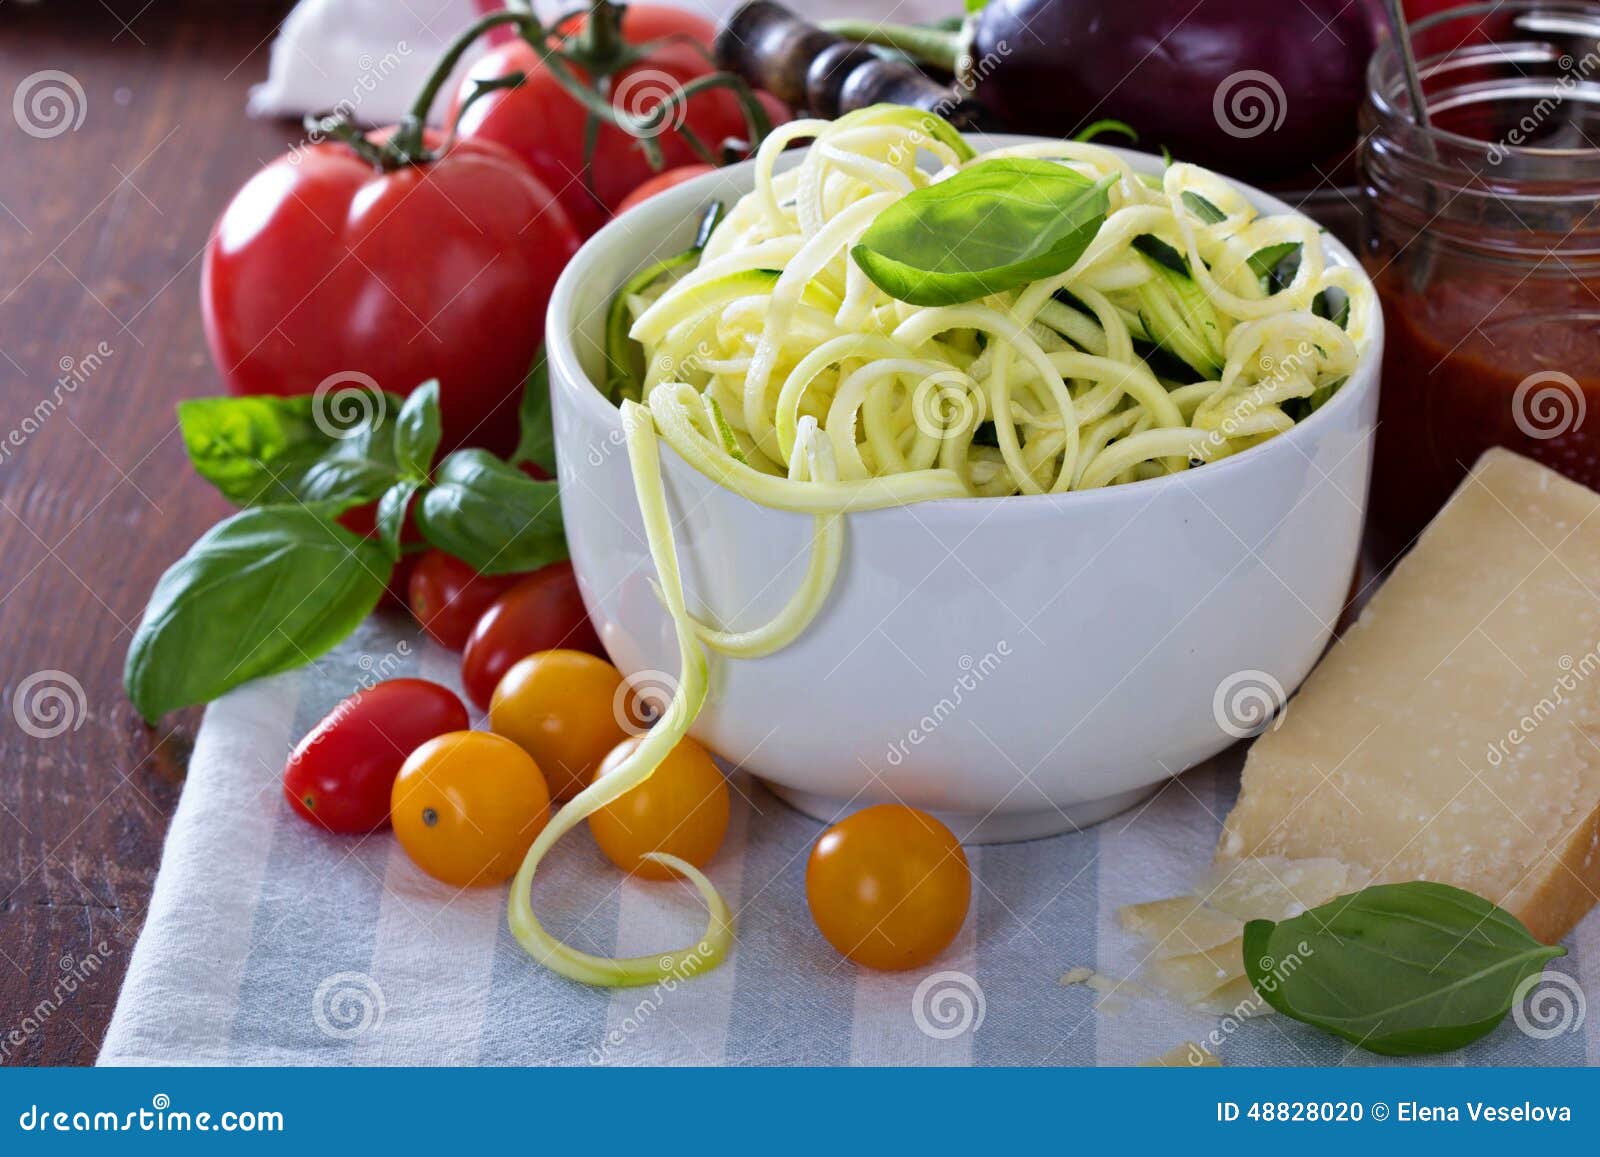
[
  {"xmin": 850, "ymin": 158, "xmax": 1114, "ymax": 306},
  {"xmin": 1244, "ymin": 881, "xmax": 1565, "ymax": 1056},
  {"xmin": 415, "ymin": 451, "xmax": 564, "ymax": 576},
  {"xmin": 176, "ymin": 390, "xmax": 407, "ymax": 508},
  {"xmin": 126, "ymin": 360, "xmax": 567, "ymax": 721}
]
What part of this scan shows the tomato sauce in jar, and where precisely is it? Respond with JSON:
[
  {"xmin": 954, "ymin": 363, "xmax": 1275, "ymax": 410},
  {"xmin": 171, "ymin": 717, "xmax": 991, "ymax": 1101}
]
[{"xmin": 1361, "ymin": 2, "xmax": 1600, "ymax": 561}]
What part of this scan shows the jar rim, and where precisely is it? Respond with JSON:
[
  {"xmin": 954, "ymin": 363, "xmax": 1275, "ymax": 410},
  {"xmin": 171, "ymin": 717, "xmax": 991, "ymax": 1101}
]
[{"xmin": 1368, "ymin": 0, "xmax": 1600, "ymax": 171}]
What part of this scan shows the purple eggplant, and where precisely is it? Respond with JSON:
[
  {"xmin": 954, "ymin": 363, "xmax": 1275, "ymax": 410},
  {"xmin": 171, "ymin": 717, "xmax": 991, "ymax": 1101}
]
[{"xmin": 825, "ymin": 0, "xmax": 1384, "ymax": 183}]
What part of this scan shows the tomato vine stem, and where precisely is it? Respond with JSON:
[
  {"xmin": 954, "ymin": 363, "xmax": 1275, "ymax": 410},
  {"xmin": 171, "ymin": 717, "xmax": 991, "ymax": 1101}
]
[{"xmin": 308, "ymin": 0, "xmax": 773, "ymax": 207}]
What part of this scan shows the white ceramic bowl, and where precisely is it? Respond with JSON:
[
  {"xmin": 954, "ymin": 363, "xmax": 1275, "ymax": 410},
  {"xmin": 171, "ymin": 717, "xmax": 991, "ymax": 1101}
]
[{"xmin": 546, "ymin": 140, "xmax": 1383, "ymax": 843}]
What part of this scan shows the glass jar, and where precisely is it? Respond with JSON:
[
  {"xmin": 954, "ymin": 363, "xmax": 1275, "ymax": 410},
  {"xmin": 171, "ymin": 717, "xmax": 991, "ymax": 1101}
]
[{"xmin": 1362, "ymin": 1, "xmax": 1600, "ymax": 561}]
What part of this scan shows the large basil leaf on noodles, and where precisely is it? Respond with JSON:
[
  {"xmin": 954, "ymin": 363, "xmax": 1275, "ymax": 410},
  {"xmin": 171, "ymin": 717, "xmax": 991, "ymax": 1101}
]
[{"xmin": 851, "ymin": 159, "xmax": 1113, "ymax": 306}]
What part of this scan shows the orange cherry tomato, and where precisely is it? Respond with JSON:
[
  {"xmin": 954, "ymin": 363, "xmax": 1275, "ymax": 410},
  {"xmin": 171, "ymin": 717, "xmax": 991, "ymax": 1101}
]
[
  {"xmin": 805, "ymin": 804, "xmax": 970, "ymax": 971},
  {"xmin": 487, "ymin": 650, "xmax": 630, "ymax": 801},
  {"xmin": 589, "ymin": 736, "xmax": 730, "ymax": 879},
  {"xmin": 390, "ymin": 731, "xmax": 550, "ymax": 887}
]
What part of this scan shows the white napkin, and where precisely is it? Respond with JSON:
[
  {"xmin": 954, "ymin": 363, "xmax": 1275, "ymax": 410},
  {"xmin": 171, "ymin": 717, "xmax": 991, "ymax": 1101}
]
[
  {"xmin": 247, "ymin": 0, "xmax": 957, "ymax": 125},
  {"xmin": 99, "ymin": 616, "xmax": 1599, "ymax": 1065}
]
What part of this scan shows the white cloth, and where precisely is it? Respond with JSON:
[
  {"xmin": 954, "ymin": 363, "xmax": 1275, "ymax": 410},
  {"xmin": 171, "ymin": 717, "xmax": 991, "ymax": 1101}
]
[
  {"xmin": 248, "ymin": 0, "xmax": 490, "ymax": 125},
  {"xmin": 100, "ymin": 617, "xmax": 1599, "ymax": 1065},
  {"xmin": 247, "ymin": 0, "xmax": 956, "ymax": 125}
]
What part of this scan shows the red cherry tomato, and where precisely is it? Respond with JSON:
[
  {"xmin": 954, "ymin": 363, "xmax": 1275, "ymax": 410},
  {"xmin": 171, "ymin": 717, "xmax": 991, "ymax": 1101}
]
[
  {"xmin": 202, "ymin": 130, "xmax": 580, "ymax": 455},
  {"xmin": 451, "ymin": 6, "xmax": 783, "ymax": 236},
  {"xmin": 615, "ymin": 164, "xmax": 715, "ymax": 214},
  {"xmin": 282, "ymin": 679, "xmax": 469, "ymax": 834},
  {"xmin": 407, "ymin": 550, "xmax": 522, "ymax": 651},
  {"xmin": 460, "ymin": 560, "xmax": 605, "ymax": 710}
]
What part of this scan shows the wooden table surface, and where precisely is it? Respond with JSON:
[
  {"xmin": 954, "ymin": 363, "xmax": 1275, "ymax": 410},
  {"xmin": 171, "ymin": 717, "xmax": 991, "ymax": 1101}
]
[{"xmin": 0, "ymin": 0, "xmax": 303, "ymax": 1066}]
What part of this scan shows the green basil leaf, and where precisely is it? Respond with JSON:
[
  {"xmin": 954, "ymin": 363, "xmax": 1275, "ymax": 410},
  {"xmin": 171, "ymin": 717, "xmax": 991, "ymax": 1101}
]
[
  {"xmin": 415, "ymin": 449, "xmax": 567, "ymax": 576},
  {"xmin": 1181, "ymin": 190, "xmax": 1227, "ymax": 224},
  {"xmin": 393, "ymin": 380, "xmax": 442, "ymax": 479},
  {"xmin": 1313, "ymin": 286, "xmax": 1351, "ymax": 329},
  {"xmin": 176, "ymin": 392, "xmax": 404, "ymax": 508},
  {"xmin": 124, "ymin": 506, "xmax": 392, "ymax": 721},
  {"xmin": 514, "ymin": 349, "xmax": 558, "ymax": 475},
  {"xmin": 377, "ymin": 479, "xmax": 421, "ymax": 561},
  {"xmin": 1132, "ymin": 234, "xmax": 1190, "ymax": 277},
  {"xmin": 1243, "ymin": 881, "xmax": 1565, "ymax": 1056},
  {"xmin": 851, "ymin": 159, "xmax": 1113, "ymax": 306},
  {"xmin": 295, "ymin": 423, "xmax": 405, "ymax": 509},
  {"xmin": 1248, "ymin": 241, "xmax": 1302, "ymax": 294}
]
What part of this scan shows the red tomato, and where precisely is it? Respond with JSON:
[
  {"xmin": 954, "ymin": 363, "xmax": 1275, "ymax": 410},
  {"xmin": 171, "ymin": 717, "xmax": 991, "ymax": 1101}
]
[
  {"xmin": 451, "ymin": 6, "xmax": 782, "ymax": 236},
  {"xmin": 615, "ymin": 164, "xmax": 715, "ymax": 214},
  {"xmin": 460, "ymin": 560, "xmax": 605, "ymax": 710},
  {"xmin": 407, "ymin": 550, "xmax": 522, "ymax": 651},
  {"xmin": 202, "ymin": 131, "xmax": 580, "ymax": 456},
  {"xmin": 282, "ymin": 679, "xmax": 469, "ymax": 834}
]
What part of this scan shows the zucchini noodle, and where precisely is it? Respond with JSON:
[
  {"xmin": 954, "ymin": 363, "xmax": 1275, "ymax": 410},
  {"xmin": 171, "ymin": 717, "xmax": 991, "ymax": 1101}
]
[{"xmin": 509, "ymin": 105, "xmax": 1372, "ymax": 988}]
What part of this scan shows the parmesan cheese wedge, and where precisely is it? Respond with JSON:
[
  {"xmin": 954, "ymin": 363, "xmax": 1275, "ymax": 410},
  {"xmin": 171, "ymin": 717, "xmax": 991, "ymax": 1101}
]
[
  {"xmin": 1146, "ymin": 940, "xmax": 1244, "ymax": 1000},
  {"xmin": 1203, "ymin": 856, "xmax": 1367, "ymax": 923},
  {"xmin": 1119, "ymin": 895, "xmax": 1244, "ymax": 957},
  {"xmin": 1219, "ymin": 448, "xmax": 1600, "ymax": 943}
]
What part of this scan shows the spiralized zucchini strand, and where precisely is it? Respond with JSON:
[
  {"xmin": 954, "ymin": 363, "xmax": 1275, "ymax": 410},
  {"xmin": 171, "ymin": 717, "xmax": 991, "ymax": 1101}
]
[{"xmin": 507, "ymin": 404, "xmax": 729, "ymax": 988}]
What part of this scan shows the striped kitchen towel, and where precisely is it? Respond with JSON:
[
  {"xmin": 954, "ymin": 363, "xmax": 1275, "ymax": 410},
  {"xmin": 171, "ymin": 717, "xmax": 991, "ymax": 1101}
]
[{"xmin": 100, "ymin": 617, "xmax": 1599, "ymax": 1066}]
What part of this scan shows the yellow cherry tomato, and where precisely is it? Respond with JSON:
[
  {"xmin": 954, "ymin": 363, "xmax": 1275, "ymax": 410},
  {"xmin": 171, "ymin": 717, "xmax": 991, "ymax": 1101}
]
[
  {"xmin": 805, "ymin": 804, "xmax": 970, "ymax": 971},
  {"xmin": 391, "ymin": 730, "xmax": 550, "ymax": 887},
  {"xmin": 589, "ymin": 736, "xmax": 730, "ymax": 879},
  {"xmin": 488, "ymin": 650, "xmax": 630, "ymax": 801}
]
